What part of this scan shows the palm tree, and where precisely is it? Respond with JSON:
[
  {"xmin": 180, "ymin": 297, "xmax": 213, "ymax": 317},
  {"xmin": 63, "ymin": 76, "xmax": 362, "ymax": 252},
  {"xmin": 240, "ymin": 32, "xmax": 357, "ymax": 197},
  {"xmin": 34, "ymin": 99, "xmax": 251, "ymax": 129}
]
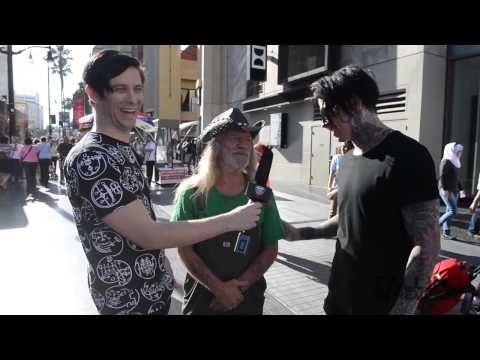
[{"xmin": 50, "ymin": 45, "xmax": 73, "ymax": 124}]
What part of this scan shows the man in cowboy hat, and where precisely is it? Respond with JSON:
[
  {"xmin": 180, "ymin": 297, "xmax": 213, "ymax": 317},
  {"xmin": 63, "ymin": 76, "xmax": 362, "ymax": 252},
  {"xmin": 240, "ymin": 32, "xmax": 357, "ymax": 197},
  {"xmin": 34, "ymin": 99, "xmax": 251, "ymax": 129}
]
[{"xmin": 171, "ymin": 107, "xmax": 284, "ymax": 315}]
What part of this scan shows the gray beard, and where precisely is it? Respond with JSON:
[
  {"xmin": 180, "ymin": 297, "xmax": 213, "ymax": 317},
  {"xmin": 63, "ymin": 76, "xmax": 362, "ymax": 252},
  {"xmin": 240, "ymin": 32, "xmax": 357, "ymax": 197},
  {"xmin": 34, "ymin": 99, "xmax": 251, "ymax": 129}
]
[{"xmin": 220, "ymin": 153, "xmax": 249, "ymax": 173}]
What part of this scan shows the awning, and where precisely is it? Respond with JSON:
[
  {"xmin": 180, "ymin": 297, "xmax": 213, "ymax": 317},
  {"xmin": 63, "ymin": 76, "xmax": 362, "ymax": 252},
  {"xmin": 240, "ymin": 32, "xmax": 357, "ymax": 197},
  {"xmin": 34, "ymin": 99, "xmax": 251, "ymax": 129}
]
[
  {"xmin": 179, "ymin": 120, "xmax": 199, "ymax": 131},
  {"xmin": 136, "ymin": 118, "xmax": 157, "ymax": 132}
]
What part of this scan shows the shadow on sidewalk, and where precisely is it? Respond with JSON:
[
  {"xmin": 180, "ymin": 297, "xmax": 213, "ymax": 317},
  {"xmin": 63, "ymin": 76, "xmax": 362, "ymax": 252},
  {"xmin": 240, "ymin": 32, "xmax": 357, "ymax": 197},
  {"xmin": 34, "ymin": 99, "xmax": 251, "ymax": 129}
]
[
  {"xmin": 276, "ymin": 252, "xmax": 331, "ymax": 286},
  {"xmin": 439, "ymin": 249, "xmax": 480, "ymax": 264},
  {"xmin": 0, "ymin": 182, "xmax": 28, "ymax": 230},
  {"xmin": 29, "ymin": 189, "xmax": 74, "ymax": 224}
]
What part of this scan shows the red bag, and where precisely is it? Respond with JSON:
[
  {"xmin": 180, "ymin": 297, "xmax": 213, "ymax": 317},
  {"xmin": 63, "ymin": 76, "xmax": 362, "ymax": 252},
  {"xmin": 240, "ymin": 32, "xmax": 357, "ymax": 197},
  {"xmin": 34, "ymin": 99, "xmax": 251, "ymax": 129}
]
[{"xmin": 418, "ymin": 258, "xmax": 473, "ymax": 315}]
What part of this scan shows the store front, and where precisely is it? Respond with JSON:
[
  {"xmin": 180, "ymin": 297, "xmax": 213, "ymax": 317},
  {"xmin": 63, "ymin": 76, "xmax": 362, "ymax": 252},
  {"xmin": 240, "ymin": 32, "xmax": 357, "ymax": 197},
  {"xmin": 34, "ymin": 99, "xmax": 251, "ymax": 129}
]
[{"xmin": 445, "ymin": 45, "xmax": 480, "ymax": 193}]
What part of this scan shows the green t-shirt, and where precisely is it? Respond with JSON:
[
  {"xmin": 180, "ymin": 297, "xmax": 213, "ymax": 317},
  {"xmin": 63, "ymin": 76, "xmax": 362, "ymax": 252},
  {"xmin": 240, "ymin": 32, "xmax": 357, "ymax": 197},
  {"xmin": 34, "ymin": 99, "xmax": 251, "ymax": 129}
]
[{"xmin": 171, "ymin": 185, "xmax": 284, "ymax": 245}]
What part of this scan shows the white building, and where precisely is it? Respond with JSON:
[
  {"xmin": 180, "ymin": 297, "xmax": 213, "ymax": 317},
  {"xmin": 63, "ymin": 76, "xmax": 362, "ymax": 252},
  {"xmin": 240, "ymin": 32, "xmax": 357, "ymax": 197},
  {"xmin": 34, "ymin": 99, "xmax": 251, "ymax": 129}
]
[{"xmin": 16, "ymin": 94, "xmax": 44, "ymax": 131}]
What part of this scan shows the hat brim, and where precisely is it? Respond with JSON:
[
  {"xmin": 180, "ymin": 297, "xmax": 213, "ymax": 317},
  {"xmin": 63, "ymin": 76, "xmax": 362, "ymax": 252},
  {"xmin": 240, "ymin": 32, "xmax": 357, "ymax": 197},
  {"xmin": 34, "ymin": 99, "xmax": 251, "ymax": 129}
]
[{"xmin": 199, "ymin": 120, "xmax": 265, "ymax": 144}]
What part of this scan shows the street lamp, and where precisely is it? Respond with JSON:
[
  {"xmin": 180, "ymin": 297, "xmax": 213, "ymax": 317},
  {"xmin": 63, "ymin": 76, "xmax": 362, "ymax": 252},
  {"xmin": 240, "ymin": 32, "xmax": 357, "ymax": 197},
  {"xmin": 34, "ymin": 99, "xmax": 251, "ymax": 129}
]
[{"xmin": 0, "ymin": 45, "xmax": 53, "ymax": 143}]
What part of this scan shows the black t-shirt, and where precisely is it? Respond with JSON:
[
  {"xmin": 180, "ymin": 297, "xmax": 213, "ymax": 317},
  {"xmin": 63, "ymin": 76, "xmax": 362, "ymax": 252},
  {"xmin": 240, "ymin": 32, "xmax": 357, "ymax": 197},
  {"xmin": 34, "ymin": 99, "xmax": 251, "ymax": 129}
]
[
  {"xmin": 325, "ymin": 131, "xmax": 438, "ymax": 314},
  {"xmin": 64, "ymin": 132, "xmax": 174, "ymax": 315}
]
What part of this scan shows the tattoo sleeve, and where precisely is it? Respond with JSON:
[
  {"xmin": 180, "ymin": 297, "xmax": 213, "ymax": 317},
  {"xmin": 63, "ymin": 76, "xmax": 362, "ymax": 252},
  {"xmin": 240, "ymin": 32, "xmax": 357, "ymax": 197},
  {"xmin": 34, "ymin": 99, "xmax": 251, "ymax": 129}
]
[
  {"xmin": 390, "ymin": 200, "xmax": 440, "ymax": 315},
  {"xmin": 237, "ymin": 243, "xmax": 278, "ymax": 291},
  {"xmin": 177, "ymin": 246, "xmax": 222, "ymax": 294}
]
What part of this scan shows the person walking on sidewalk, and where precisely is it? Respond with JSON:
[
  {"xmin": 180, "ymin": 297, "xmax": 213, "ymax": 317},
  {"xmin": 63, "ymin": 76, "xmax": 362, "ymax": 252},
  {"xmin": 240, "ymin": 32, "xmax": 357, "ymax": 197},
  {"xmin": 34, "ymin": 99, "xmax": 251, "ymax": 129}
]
[
  {"xmin": 20, "ymin": 137, "xmax": 39, "ymax": 195},
  {"xmin": 49, "ymin": 137, "xmax": 59, "ymax": 180},
  {"xmin": 291, "ymin": 65, "xmax": 440, "ymax": 315},
  {"xmin": 326, "ymin": 141, "xmax": 353, "ymax": 218},
  {"xmin": 144, "ymin": 136, "xmax": 158, "ymax": 185},
  {"xmin": 0, "ymin": 135, "xmax": 13, "ymax": 191},
  {"xmin": 468, "ymin": 173, "xmax": 480, "ymax": 240},
  {"xmin": 171, "ymin": 108, "xmax": 284, "ymax": 315},
  {"xmin": 438, "ymin": 142, "xmax": 466, "ymax": 239},
  {"xmin": 11, "ymin": 137, "xmax": 24, "ymax": 183},
  {"xmin": 36, "ymin": 136, "xmax": 52, "ymax": 187},
  {"xmin": 57, "ymin": 137, "xmax": 73, "ymax": 184},
  {"xmin": 64, "ymin": 50, "xmax": 261, "ymax": 315}
]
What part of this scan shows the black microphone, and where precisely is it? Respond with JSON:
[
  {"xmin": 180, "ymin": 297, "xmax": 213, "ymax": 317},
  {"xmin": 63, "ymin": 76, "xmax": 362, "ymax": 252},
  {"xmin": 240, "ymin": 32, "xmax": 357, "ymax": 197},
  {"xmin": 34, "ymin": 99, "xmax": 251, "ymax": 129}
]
[
  {"xmin": 246, "ymin": 146, "xmax": 273, "ymax": 202},
  {"xmin": 234, "ymin": 146, "xmax": 273, "ymax": 256}
]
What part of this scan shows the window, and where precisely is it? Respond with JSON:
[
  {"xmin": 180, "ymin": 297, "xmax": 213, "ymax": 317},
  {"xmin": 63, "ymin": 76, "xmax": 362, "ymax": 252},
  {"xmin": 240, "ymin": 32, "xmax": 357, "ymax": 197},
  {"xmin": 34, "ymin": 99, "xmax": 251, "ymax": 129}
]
[
  {"xmin": 181, "ymin": 88, "xmax": 196, "ymax": 112},
  {"xmin": 278, "ymin": 45, "xmax": 328, "ymax": 84},
  {"xmin": 246, "ymin": 80, "xmax": 264, "ymax": 98}
]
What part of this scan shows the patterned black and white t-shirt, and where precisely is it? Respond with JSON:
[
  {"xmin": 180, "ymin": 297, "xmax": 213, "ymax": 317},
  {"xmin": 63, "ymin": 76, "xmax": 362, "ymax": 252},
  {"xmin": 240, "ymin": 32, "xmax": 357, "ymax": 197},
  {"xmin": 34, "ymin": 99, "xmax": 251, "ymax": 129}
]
[{"xmin": 64, "ymin": 132, "xmax": 174, "ymax": 315}]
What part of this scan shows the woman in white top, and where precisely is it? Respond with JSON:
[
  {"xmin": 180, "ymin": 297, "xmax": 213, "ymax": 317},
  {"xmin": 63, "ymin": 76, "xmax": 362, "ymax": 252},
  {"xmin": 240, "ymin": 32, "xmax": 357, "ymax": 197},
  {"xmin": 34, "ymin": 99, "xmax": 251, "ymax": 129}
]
[
  {"xmin": 11, "ymin": 136, "xmax": 24, "ymax": 183},
  {"xmin": 144, "ymin": 137, "xmax": 157, "ymax": 185}
]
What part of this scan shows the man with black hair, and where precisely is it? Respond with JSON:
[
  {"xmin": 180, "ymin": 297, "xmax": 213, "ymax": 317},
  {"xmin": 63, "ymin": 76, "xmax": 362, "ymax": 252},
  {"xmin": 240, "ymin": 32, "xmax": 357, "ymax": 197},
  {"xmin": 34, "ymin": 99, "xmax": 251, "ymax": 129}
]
[
  {"xmin": 63, "ymin": 50, "xmax": 261, "ymax": 315},
  {"xmin": 293, "ymin": 65, "xmax": 440, "ymax": 314}
]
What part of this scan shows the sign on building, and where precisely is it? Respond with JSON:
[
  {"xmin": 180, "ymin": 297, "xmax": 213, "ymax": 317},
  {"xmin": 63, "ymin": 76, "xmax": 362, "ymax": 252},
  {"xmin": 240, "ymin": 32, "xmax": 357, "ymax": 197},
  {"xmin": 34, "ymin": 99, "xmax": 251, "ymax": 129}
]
[
  {"xmin": 270, "ymin": 113, "xmax": 288, "ymax": 148},
  {"xmin": 247, "ymin": 45, "xmax": 267, "ymax": 82}
]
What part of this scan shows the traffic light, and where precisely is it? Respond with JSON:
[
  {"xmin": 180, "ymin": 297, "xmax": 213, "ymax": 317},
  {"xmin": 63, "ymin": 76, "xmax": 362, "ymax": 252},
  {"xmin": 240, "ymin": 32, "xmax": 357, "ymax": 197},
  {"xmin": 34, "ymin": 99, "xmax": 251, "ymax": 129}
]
[{"xmin": 49, "ymin": 114, "xmax": 56, "ymax": 125}]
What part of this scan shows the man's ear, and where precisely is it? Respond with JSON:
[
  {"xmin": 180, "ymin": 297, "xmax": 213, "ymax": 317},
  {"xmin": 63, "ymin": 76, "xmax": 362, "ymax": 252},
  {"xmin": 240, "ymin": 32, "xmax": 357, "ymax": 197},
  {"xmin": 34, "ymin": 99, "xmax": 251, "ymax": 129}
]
[{"xmin": 85, "ymin": 85, "xmax": 98, "ymax": 105}]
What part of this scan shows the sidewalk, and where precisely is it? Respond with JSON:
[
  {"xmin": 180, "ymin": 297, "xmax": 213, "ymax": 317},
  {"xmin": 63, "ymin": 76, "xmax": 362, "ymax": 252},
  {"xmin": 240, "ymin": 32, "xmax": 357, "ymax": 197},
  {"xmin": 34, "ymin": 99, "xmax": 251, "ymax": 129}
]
[
  {"xmin": 156, "ymin": 177, "xmax": 480, "ymax": 315},
  {"xmin": 1, "ymin": 175, "xmax": 479, "ymax": 315}
]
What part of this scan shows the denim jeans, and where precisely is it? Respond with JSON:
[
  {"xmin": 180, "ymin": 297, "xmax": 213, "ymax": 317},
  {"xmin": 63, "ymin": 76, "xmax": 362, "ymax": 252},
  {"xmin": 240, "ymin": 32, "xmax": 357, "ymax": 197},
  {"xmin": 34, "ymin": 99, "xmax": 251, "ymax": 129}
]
[
  {"xmin": 439, "ymin": 191, "xmax": 459, "ymax": 235},
  {"xmin": 468, "ymin": 207, "xmax": 480, "ymax": 235}
]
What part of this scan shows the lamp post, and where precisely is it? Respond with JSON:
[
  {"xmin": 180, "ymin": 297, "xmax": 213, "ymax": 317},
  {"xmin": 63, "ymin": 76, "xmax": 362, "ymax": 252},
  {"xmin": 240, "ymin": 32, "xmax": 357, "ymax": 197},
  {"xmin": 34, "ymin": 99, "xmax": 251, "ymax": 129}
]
[
  {"xmin": 45, "ymin": 52, "xmax": 53, "ymax": 136},
  {"xmin": 0, "ymin": 45, "xmax": 53, "ymax": 143}
]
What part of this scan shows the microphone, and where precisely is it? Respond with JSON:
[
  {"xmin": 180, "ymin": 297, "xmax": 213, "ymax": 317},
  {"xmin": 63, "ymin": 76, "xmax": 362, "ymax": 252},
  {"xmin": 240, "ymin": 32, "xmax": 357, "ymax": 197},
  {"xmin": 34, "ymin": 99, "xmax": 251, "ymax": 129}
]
[{"xmin": 234, "ymin": 146, "xmax": 273, "ymax": 256}]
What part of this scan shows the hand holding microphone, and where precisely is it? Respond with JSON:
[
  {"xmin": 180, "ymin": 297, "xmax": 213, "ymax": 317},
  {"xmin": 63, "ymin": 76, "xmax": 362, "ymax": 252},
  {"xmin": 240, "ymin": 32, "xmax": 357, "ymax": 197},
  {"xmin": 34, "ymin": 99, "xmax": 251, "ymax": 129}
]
[{"xmin": 234, "ymin": 146, "xmax": 274, "ymax": 255}]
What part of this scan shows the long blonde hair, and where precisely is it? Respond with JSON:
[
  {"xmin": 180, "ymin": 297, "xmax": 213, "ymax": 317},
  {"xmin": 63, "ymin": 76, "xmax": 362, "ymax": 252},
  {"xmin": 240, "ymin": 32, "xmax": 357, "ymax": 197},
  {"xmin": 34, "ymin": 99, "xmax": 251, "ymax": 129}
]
[{"xmin": 174, "ymin": 134, "xmax": 257, "ymax": 204}]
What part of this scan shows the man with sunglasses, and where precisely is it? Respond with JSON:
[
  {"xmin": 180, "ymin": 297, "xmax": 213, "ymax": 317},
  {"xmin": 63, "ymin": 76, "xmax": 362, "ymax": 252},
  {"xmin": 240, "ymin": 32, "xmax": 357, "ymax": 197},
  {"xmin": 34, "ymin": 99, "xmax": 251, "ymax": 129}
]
[{"xmin": 298, "ymin": 65, "xmax": 440, "ymax": 314}]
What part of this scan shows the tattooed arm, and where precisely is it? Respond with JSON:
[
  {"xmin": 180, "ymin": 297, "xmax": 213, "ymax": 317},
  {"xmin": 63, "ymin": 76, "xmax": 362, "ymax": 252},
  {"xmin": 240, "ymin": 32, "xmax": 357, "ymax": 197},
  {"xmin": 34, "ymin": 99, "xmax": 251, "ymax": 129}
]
[
  {"xmin": 237, "ymin": 243, "xmax": 278, "ymax": 292},
  {"xmin": 283, "ymin": 215, "xmax": 339, "ymax": 240},
  {"xmin": 389, "ymin": 199, "xmax": 440, "ymax": 315},
  {"xmin": 178, "ymin": 246, "xmax": 248, "ymax": 311}
]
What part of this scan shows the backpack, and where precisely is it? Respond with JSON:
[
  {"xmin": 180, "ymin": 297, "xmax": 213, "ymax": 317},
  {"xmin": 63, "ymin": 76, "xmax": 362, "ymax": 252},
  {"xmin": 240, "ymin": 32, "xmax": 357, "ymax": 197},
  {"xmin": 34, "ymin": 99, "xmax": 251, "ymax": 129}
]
[{"xmin": 417, "ymin": 258, "xmax": 475, "ymax": 315}]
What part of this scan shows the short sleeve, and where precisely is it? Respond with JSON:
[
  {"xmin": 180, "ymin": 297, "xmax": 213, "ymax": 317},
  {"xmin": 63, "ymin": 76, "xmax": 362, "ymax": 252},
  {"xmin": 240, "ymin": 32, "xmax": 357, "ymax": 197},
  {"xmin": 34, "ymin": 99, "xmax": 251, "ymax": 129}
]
[
  {"xmin": 68, "ymin": 148, "xmax": 140, "ymax": 220},
  {"xmin": 261, "ymin": 193, "xmax": 284, "ymax": 244},
  {"xmin": 330, "ymin": 155, "xmax": 340, "ymax": 173},
  {"xmin": 392, "ymin": 144, "xmax": 438, "ymax": 207},
  {"xmin": 171, "ymin": 188, "xmax": 197, "ymax": 222}
]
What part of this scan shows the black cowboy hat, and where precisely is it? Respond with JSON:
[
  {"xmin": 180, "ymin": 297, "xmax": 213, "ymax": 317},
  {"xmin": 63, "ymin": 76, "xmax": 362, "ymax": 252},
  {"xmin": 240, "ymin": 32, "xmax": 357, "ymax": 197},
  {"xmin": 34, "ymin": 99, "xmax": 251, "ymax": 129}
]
[{"xmin": 198, "ymin": 107, "xmax": 265, "ymax": 144}]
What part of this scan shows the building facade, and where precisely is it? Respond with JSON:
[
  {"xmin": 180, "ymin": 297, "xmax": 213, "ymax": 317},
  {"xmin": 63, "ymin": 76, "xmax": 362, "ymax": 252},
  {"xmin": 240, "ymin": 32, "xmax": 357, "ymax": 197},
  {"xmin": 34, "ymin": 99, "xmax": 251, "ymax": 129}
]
[
  {"xmin": 0, "ymin": 50, "xmax": 7, "ymax": 101},
  {"xmin": 16, "ymin": 94, "xmax": 43, "ymax": 131},
  {"xmin": 200, "ymin": 45, "xmax": 478, "ymax": 191},
  {"xmin": 91, "ymin": 45, "xmax": 200, "ymax": 128}
]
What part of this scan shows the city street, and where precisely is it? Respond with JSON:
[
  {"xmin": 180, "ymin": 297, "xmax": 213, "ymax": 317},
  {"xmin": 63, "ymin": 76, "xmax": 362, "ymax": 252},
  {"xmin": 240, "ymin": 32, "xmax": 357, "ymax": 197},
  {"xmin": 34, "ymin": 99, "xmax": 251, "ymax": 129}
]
[{"xmin": 0, "ymin": 177, "xmax": 479, "ymax": 315}]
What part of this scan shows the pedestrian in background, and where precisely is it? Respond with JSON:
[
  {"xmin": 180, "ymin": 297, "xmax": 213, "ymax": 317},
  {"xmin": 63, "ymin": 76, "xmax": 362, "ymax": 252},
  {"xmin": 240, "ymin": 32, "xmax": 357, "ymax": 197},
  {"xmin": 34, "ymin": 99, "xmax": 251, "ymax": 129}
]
[
  {"xmin": 326, "ymin": 141, "xmax": 353, "ymax": 218},
  {"xmin": 11, "ymin": 137, "xmax": 24, "ymax": 183},
  {"xmin": 144, "ymin": 135, "xmax": 157, "ymax": 185},
  {"xmin": 0, "ymin": 135, "xmax": 13, "ymax": 191},
  {"xmin": 20, "ymin": 137, "xmax": 39, "ymax": 195},
  {"xmin": 36, "ymin": 136, "xmax": 52, "ymax": 187},
  {"xmin": 468, "ymin": 172, "xmax": 480, "ymax": 240},
  {"xmin": 50, "ymin": 137, "xmax": 59, "ymax": 180},
  {"xmin": 438, "ymin": 142, "xmax": 466, "ymax": 239},
  {"xmin": 57, "ymin": 137, "xmax": 73, "ymax": 184}
]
